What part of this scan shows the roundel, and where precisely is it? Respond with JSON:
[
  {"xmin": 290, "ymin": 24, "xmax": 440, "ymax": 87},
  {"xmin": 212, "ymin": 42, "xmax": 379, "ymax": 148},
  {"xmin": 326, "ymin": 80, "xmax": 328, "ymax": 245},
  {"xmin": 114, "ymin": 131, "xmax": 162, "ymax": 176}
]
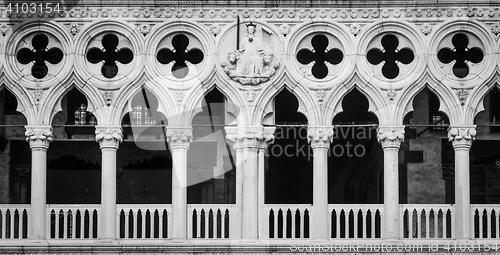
[
  {"xmin": 357, "ymin": 21, "xmax": 425, "ymax": 90},
  {"xmin": 75, "ymin": 20, "xmax": 144, "ymax": 90},
  {"xmin": 285, "ymin": 21, "xmax": 355, "ymax": 89},
  {"xmin": 5, "ymin": 22, "xmax": 73, "ymax": 89},
  {"xmin": 428, "ymin": 20, "xmax": 495, "ymax": 89},
  {"xmin": 145, "ymin": 21, "xmax": 215, "ymax": 89}
]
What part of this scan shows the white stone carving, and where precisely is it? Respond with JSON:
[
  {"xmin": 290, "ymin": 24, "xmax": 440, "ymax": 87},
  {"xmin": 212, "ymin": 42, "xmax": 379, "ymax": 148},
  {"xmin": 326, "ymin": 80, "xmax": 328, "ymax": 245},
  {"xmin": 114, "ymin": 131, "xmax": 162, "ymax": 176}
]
[
  {"xmin": 221, "ymin": 23, "xmax": 280, "ymax": 85},
  {"xmin": 166, "ymin": 128, "xmax": 193, "ymax": 150},
  {"xmin": 307, "ymin": 126, "xmax": 334, "ymax": 148},
  {"xmin": 25, "ymin": 126, "xmax": 53, "ymax": 149},
  {"xmin": 95, "ymin": 127, "xmax": 123, "ymax": 149},
  {"xmin": 448, "ymin": 126, "xmax": 476, "ymax": 148},
  {"xmin": 420, "ymin": 23, "xmax": 432, "ymax": 35},
  {"xmin": 377, "ymin": 126, "xmax": 405, "ymax": 148},
  {"xmin": 457, "ymin": 89, "xmax": 470, "ymax": 106}
]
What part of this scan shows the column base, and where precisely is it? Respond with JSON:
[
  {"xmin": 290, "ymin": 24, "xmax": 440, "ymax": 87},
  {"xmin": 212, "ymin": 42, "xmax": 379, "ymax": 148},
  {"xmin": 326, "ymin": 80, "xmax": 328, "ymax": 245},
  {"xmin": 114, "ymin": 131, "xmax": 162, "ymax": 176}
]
[
  {"xmin": 169, "ymin": 238, "xmax": 190, "ymax": 244},
  {"xmin": 25, "ymin": 239, "xmax": 49, "ymax": 246},
  {"xmin": 96, "ymin": 238, "xmax": 120, "ymax": 245}
]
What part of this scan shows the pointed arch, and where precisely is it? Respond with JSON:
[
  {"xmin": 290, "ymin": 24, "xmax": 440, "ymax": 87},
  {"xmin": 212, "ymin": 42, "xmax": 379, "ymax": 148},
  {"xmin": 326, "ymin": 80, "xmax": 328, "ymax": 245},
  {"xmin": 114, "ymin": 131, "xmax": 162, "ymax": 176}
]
[
  {"xmin": 252, "ymin": 74, "xmax": 319, "ymax": 126},
  {"xmin": 396, "ymin": 78, "xmax": 460, "ymax": 125},
  {"xmin": 41, "ymin": 78, "xmax": 102, "ymax": 126},
  {"xmin": 0, "ymin": 84, "xmax": 34, "ymax": 125},
  {"xmin": 323, "ymin": 75, "xmax": 387, "ymax": 125},
  {"xmin": 464, "ymin": 75, "xmax": 500, "ymax": 125},
  {"xmin": 182, "ymin": 77, "xmax": 246, "ymax": 127}
]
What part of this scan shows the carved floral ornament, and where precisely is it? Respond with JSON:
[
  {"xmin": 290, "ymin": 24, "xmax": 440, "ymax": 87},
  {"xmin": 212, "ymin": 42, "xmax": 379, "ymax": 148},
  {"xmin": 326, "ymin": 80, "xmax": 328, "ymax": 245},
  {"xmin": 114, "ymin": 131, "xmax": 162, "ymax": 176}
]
[
  {"xmin": 448, "ymin": 127, "xmax": 476, "ymax": 143},
  {"xmin": 307, "ymin": 127, "xmax": 334, "ymax": 147},
  {"xmin": 376, "ymin": 126, "xmax": 405, "ymax": 148},
  {"xmin": 2, "ymin": 6, "xmax": 498, "ymax": 19},
  {"xmin": 95, "ymin": 127, "xmax": 123, "ymax": 148},
  {"xmin": 225, "ymin": 130, "xmax": 275, "ymax": 149},
  {"xmin": 25, "ymin": 127, "xmax": 53, "ymax": 148},
  {"xmin": 166, "ymin": 128, "xmax": 193, "ymax": 149},
  {"xmin": 220, "ymin": 22, "xmax": 281, "ymax": 86}
]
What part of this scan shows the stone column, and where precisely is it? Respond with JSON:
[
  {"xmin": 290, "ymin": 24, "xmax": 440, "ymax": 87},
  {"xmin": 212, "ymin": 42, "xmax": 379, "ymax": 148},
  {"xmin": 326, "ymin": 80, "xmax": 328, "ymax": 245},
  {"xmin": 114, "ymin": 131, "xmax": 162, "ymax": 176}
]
[
  {"xmin": 307, "ymin": 126, "xmax": 334, "ymax": 239},
  {"xmin": 225, "ymin": 126, "xmax": 242, "ymax": 238},
  {"xmin": 226, "ymin": 126, "xmax": 272, "ymax": 240},
  {"xmin": 377, "ymin": 126, "xmax": 405, "ymax": 240},
  {"xmin": 25, "ymin": 126, "xmax": 53, "ymax": 241},
  {"xmin": 95, "ymin": 127, "xmax": 122, "ymax": 241},
  {"xmin": 448, "ymin": 126, "xmax": 475, "ymax": 239},
  {"xmin": 258, "ymin": 127, "xmax": 275, "ymax": 238},
  {"xmin": 166, "ymin": 127, "xmax": 192, "ymax": 240}
]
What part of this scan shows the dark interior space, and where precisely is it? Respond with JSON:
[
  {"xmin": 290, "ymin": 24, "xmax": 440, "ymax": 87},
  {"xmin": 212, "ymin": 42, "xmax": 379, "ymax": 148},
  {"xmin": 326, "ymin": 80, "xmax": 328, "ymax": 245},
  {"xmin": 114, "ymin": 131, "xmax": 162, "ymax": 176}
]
[
  {"xmin": 329, "ymin": 88, "xmax": 381, "ymax": 204},
  {"xmin": 266, "ymin": 89, "xmax": 312, "ymax": 204}
]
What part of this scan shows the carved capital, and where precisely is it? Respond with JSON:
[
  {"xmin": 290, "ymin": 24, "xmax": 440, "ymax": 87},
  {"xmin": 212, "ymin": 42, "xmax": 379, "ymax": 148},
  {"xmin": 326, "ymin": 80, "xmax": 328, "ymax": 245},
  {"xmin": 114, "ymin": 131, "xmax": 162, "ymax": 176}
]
[
  {"xmin": 166, "ymin": 127, "xmax": 192, "ymax": 150},
  {"xmin": 377, "ymin": 126, "xmax": 405, "ymax": 149},
  {"xmin": 307, "ymin": 126, "xmax": 334, "ymax": 149},
  {"xmin": 225, "ymin": 126, "xmax": 275, "ymax": 151},
  {"xmin": 25, "ymin": 126, "xmax": 53, "ymax": 150},
  {"xmin": 95, "ymin": 127, "xmax": 123, "ymax": 149},
  {"xmin": 448, "ymin": 126, "xmax": 476, "ymax": 149}
]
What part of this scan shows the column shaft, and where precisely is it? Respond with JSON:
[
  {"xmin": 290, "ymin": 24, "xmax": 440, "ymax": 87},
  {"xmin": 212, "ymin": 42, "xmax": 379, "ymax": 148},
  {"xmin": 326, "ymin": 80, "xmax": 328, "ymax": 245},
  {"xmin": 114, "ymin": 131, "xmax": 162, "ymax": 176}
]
[
  {"xmin": 100, "ymin": 148, "xmax": 117, "ymax": 239},
  {"xmin": 312, "ymin": 147, "xmax": 329, "ymax": 239},
  {"xmin": 30, "ymin": 148, "xmax": 47, "ymax": 239},
  {"xmin": 383, "ymin": 147, "xmax": 399, "ymax": 239},
  {"xmin": 242, "ymin": 148, "xmax": 258, "ymax": 239},
  {"xmin": 171, "ymin": 148, "xmax": 188, "ymax": 239}
]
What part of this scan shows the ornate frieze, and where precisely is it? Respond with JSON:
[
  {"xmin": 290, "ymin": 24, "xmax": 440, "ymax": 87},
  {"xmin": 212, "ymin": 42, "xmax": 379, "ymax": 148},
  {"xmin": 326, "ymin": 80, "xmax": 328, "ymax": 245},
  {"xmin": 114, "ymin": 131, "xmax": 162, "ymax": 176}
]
[
  {"xmin": 377, "ymin": 126, "xmax": 405, "ymax": 149},
  {"xmin": 448, "ymin": 126, "xmax": 476, "ymax": 148},
  {"xmin": 95, "ymin": 127, "xmax": 123, "ymax": 149},
  {"xmin": 25, "ymin": 126, "xmax": 53, "ymax": 149},
  {"xmin": 166, "ymin": 127, "xmax": 193, "ymax": 150},
  {"xmin": 307, "ymin": 126, "xmax": 334, "ymax": 149}
]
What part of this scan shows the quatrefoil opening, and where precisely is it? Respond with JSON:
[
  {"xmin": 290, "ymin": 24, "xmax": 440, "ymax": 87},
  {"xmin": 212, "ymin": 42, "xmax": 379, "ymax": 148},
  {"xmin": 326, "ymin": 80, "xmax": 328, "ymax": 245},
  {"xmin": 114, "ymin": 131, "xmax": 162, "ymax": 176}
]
[
  {"xmin": 296, "ymin": 34, "xmax": 343, "ymax": 79},
  {"xmin": 16, "ymin": 34, "xmax": 63, "ymax": 79},
  {"xmin": 86, "ymin": 34, "xmax": 134, "ymax": 79},
  {"xmin": 367, "ymin": 34, "xmax": 414, "ymax": 79},
  {"xmin": 156, "ymin": 34, "xmax": 204, "ymax": 79},
  {"xmin": 438, "ymin": 33, "xmax": 484, "ymax": 78}
]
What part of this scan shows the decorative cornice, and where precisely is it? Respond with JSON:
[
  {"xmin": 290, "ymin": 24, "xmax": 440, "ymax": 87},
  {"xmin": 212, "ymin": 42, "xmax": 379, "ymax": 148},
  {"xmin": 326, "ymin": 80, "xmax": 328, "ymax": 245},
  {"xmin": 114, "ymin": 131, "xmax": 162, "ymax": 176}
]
[
  {"xmin": 307, "ymin": 126, "xmax": 334, "ymax": 149},
  {"xmin": 25, "ymin": 126, "xmax": 53, "ymax": 150},
  {"xmin": 166, "ymin": 127, "xmax": 193, "ymax": 150},
  {"xmin": 225, "ymin": 126, "xmax": 275, "ymax": 150},
  {"xmin": 95, "ymin": 126, "xmax": 123, "ymax": 149},
  {"xmin": 377, "ymin": 126, "xmax": 405, "ymax": 149},
  {"xmin": 447, "ymin": 126, "xmax": 476, "ymax": 149}
]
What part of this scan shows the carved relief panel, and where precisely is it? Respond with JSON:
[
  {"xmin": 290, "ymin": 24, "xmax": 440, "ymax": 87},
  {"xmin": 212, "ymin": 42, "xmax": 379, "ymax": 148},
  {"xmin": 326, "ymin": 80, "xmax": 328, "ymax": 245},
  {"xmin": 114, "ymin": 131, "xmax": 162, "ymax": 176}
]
[{"xmin": 217, "ymin": 21, "xmax": 282, "ymax": 87}]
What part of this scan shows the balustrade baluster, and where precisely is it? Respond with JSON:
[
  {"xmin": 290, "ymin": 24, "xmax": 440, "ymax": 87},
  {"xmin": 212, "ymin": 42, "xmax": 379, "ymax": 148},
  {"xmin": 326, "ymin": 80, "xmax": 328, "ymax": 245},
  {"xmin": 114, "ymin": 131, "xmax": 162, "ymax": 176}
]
[
  {"xmin": 274, "ymin": 209, "xmax": 278, "ymax": 238},
  {"xmin": 335, "ymin": 210, "xmax": 342, "ymax": 238},
  {"xmin": 362, "ymin": 210, "xmax": 367, "ymax": 239},
  {"xmin": 291, "ymin": 211, "xmax": 296, "ymax": 238},
  {"xmin": 1, "ymin": 210, "xmax": 6, "ymax": 239},
  {"xmin": 433, "ymin": 209, "xmax": 438, "ymax": 238},
  {"xmin": 71, "ymin": 211, "xmax": 76, "ymax": 239},
  {"xmin": 301, "ymin": 209, "xmax": 306, "ymax": 238},
  {"xmin": 479, "ymin": 210, "xmax": 484, "ymax": 239},
  {"xmin": 63, "ymin": 211, "xmax": 69, "ymax": 239},
  {"xmin": 354, "ymin": 211, "xmax": 359, "ymax": 238},
  {"xmin": 344, "ymin": 210, "xmax": 348, "ymax": 238},
  {"xmin": 150, "ymin": 210, "xmax": 154, "ymax": 239},
  {"xmin": 222, "ymin": 210, "xmax": 226, "ymax": 238},
  {"xmin": 408, "ymin": 210, "xmax": 413, "ymax": 239},
  {"xmin": 80, "ymin": 211, "xmax": 85, "ymax": 239},
  {"xmin": 496, "ymin": 211, "xmax": 500, "ymax": 239},
  {"xmin": 442, "ymin": 210, "xmax": 447, "ymax": 238},
  {"xmin": 159, "ymin": 210, "xmax": 164, "ymax": 238},
  {"xmin": 196, "ymin": 209, "xmax": 201, "ymax": 238},
  {"xmin": 9, "ymin": 210, "xmax": 14, "ymax": 239},
  {"xmin": 425, "ymin": 209, "xmax": 430, "ymax": 238},
  {"xmin": 89, "ymin": 211, "xmax": 94, "ymax": 238},
  {"xmin": 417, "ymin": 211, "xmax": 422, "ymax": 238},
  {"xmin": 19, "ymin": 210, "xmax": 24, "ymax": 239},
  {"xmin": 203, "ymin": 210, "xmax": 210, "ymax": 238},
  {"xmin": 141, "ymin": 210, "xmax": 146, "ymax": 238},
  {"xmin": 55, "ymin": 211, "xmax": 60, "ymax": 239},
  {"xmin": 133, "ymin": 210, "xmax": 138, "ymax": 239},
  {"xmin": 487, "ymin": 210, "xmax": 492, "ymax": 238}
]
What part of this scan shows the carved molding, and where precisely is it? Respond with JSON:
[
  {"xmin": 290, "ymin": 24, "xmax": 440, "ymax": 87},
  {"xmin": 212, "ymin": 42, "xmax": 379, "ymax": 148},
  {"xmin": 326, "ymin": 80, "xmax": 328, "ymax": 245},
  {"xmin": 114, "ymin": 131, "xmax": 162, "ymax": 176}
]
[
  {"xmin": 95, "ymin": 126, "xmax": 123, "ymax": 149},
  {"xmin": 225, "ymin": 126, "xmax": 275, "ymax": 150},
  {"xmin": 307, "ymin": 126, "xmax": 334, "ymax": 149},
  {"xmin": 448, "ymin": 126, "xmax": 476, "ymax": 149},
  {"xmin": 166, "ymin": 127, "xmax": 193, "ymax": 150},
  {"xmin": 25, "ymin": 126, "xmax": 53, "ymax": 150},
  {"xmin": 377, "ymin": 126, "xmax": 405, "ymax": 149}
]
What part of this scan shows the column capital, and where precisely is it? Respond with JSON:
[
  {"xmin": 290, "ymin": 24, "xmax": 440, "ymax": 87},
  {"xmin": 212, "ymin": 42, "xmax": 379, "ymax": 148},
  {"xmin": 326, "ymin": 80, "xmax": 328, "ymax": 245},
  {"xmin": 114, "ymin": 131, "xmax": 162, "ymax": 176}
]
[
  {"xmin": 377, "ymin": 126, "xmax": 405, "ymax": 149},
  {"xmin": 166, "ymin": 127, "xmax": 192, "ymax": 151},
  {"xmin": 448, "ymin": 126, "xmax": 476, "ymax": 149},
  {"xmin": 95, "ymin": 126, "xmax": 123, "ymax": 149},
  {"xmin": 307, "ymin": 126, "xmax": 334, "ymax": 149},
  {"xmin": 225, "ymin": 126, "xmax": 275, "ymax": 150},
  {"xmin": 25, "ymin": 126, "xmax": 53, "ymax": 150}
]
